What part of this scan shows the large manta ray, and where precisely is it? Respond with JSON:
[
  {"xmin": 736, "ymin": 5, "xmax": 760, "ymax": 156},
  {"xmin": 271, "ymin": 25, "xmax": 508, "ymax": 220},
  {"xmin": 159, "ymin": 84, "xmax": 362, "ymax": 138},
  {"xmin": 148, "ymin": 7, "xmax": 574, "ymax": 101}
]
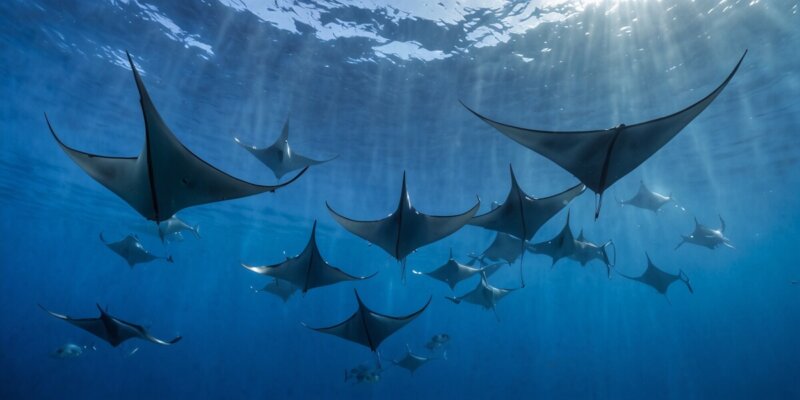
[
  {"xmin": 235, "ymin": 119, "xmax": 336, "ymax": 179},
  {"xmin": 470, "ymin": 165, "xmax": 585, "ymax": 241},
  {"xmin": 327, "ymin": 173, "xmax": 480, "ymax": 279},
  {"xmin": 412, "ymin": 250, "xmax": 502, "ymax": 290},
  {"xmin": 45, "ymin": 52, "xmax": 307, "ymax": 222},
  {"xmin": 241, "ymin": 221, "xmax": 375, "ymax": 293},
  {"xmin": 39, "ymin": 304, "xmax": 181, "ymax": 347},
  {"xmin": 620, "ymin": 254, "xmax": 693, "ymax": 299},
  {"xmin": 462, "ymin": 51, "xmax": 747, "ymax": 218},
  {"xmin": 302, "ymin": 290, "xmax": 431, "ymax": 353}
]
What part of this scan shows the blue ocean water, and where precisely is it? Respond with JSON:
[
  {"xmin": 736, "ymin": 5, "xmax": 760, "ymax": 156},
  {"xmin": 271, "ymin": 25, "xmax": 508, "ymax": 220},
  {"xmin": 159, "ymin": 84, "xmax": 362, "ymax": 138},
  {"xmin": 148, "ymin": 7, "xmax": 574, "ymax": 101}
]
[{"xmin": 1, "ymin": 0, "xmax": 799, "ymax": 398}]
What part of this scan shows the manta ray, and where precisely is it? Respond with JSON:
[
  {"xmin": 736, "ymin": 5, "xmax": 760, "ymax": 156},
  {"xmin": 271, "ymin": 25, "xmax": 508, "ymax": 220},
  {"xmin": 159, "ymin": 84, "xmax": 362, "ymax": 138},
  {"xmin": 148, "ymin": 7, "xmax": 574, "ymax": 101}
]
[
  {"xmin": 158, "ymin": 215, "xmax": 200, "ymax": 243},
  {"xmin": 327, "ymin": 173, "xmax": 480, "ymax": 280},
  {"xmin": 461, "ymin": 51, "xmax": 747, "ymax": 218},
  {"xmin": 392, "ymin": 344, "xmax": 446, "ymax": 374},
  {"xmin": 475, "ymin": 232, "xmax": 526, "ymax": 265},
  {"xmin": 618, "ymin": 181, "xmax": 672, "ymax": 212},
  {"xmin": 412, "ymin": 250, "xmax": 502, "ymax": 290},
  {"xmin": 620, "ymin": 254, "xmax": 693, "ymax": 298},
  {"xmin": 572, "ymin": 230, "xmax": 615, "ymax": 277},
  {"xmin": 241, "ymin": 221, "xmax": 375, "ymax": 293},
  {"xmin": 39, "ymin": 304, "xmax": 181, "ymax": 347},
  {"xmin": 302, "ymin": 290, "xmax": 431, "ymax": 353},
  {"xmin": 254, "ymin": 278, "xmax": 297, "ymax": 303},
  {"xmin": 235, "ymin": 119, "xmax": 336, "ymax": 179},
  {"xmin": 526, "ymin": 212, "xmax": 576, "ymax": 267},
  {"xmin": 446, "ymin": 274, "xmax": 521, "ymax": 318},
  {"xmin": 45, "ymin": 52, "xmax": 307, "ymax": 223},
  {"xmin": 675, "ymin": 216, "xmax": 734, "ymax": 250},
  {"xmin": 100, "ymin": 233, "xmax": 173, "ymax": 267},
  {"xmin": 470, "ymin": 165, "xmax": 585, "ymax": 242}
]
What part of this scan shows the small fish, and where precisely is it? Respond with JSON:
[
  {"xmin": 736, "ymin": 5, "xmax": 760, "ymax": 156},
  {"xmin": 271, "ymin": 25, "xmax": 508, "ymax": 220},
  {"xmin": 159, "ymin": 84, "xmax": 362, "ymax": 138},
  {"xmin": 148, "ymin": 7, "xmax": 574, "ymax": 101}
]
[
  {"xmin": 51, "ymin": 343, "xmax": 95, "ymax": 359},
  {"xmin": 425, "ymin": 333, "xmax": 450, "ymax": 351}
]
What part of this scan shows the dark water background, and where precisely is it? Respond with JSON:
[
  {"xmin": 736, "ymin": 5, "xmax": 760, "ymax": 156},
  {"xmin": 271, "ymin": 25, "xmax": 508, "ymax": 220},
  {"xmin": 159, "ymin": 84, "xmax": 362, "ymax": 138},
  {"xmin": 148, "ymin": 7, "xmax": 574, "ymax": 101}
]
[{"xmin": 1, "ymin": 0, "xmax": 799, "ymax": 398}]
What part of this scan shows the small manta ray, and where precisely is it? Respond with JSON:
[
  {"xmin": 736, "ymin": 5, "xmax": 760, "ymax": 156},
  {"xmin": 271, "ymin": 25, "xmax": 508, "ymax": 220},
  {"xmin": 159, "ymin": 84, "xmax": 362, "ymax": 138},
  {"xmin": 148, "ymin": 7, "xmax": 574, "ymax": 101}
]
[
  {"xmin": 618, "ymin": 181, "xmax": 672, "ymax": 213},
  {"xmin": 392, "ymin": 344, "xmax": 446, "ymax": 375},
  {"xmin": 470, "ymin": 165, "xmax": 585, "ymax": 243},
  {"xmin": 253, "ymin": 279, "xmax": 297, "ymax": 303},
  {"xmin": 241, "ymin": 220, "xmax": 375, "ymax": 293},
  {"xmin": 39, "ymin": 304, "xmax": 181, "ymax": 347},
  {"xmin": 158, "ymin": 215, "xmax": 200, "ymax": 243},
  {"xmin": 461, "ymin": 51, "xmax": 747, "ymax": 218},
  {"xmin": 412, "ymin": 249, "xmax": 502, "ymax": 290},
  {"xmin": 675, "ymin": 216, "xmax": 734, "ymax": 250},
  {"xmin": 235, "ymin": 119, "xmax": 336, "ymax": 179},
  {"xmin": 619, "ymin": 253, "xmax": 693, "ymax": 299},
  {"xmin": 100, "ymin": 233, "xmax": 173, "ymax": 268},
  {"xmin": 302, "ymin": 290, "xmax": 431, "ymax": 353},
  {"xmin": 45, "ymin": 52, "xmax": 307, "ymax": 223},
  {"xmin": 446, "ymin": 274, "xmax": 522, "ymax": 319},
  {"xmin": 527, "ymin": 212, "xmax": 576, "ymax": 268},
  {"xmin": 425, "ymin": 333, "xmax": 450, "ymax": 351},
  {"xmin": 572, "ymin": 230, "xmax": 616, "ymax": 277},
  {"xmin": 327, "ymin": 173, "xmax": 480, "ymax": 281}
]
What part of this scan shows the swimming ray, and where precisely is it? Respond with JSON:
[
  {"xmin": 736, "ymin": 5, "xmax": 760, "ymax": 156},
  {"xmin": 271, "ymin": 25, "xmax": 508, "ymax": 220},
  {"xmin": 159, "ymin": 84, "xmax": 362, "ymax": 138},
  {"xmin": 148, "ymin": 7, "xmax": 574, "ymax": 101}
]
[
  {"xmin": 327, "ymin": 172, "xmax": 480, "ymax": 278},
  {"xmin": 46, "ymin": 52, "xmax": 307, "ymax": 222},
  {"xmin": 619, "ymin": 253, "xmax": 693, "ymax": 297},
  {"xmin": 241, "ymin": 221, "xmax": 375, "ymax": 293},
  {"xmin": 234, "ymin": 119, "xmax": 336, "ymax": 179},
  {"xmin": 675, "ymin": 216, "xmax": 734, "ymax": 250},
  {"xmin": 461, "ymin": 51, "xmax": 747, "ymax": 218},
  {"xmin": 526, "ymin": 212, "xmax": 576, "ymax": 267},
  {"xmin": 572, "ymin": 230, "xmax": 615, "ymax": 277},
  {"xmin": 254, "ymin": 278, "xmax": 297, "ymax": 303},
  {"xmin": 100, "ymin": 233, "xmax": 173, "ymax": 268},
  {"xmin": 618, "ymin": 181, "xmax": 672, "ymax": 213},
  {"xmin": 39, "ymin": 304, "xmax": 181, "ymax": 347},
  {"xmin": 302, "ymin": 290, "xmax": 431, "ymax": 352},
  {"xmin": 412, "ymin": 249, "xmax": 500, "ymax": 290},
  {"xmin": 392, "ymin": 344, "xmax": 445, "ymax": 374},
  {"xmin": 446, "ymin": 273, "xmax": 522, "ymax": 317},
  {"xmin": 470, "ymin": 165, "xmax": 585, "ymax": 242}
]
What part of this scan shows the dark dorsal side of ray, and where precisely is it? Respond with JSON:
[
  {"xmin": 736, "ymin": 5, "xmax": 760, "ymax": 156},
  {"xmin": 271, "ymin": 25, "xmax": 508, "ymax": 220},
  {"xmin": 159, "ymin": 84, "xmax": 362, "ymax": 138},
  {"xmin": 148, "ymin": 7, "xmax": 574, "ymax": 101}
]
[
  {"xmin": 412, "ymin": 249, "xmax": 485, "ymax": 290},
  {"xmin": 470, "ymin": 165, "xmax": 585, "ymax": 241},
  {"xmin": 675, "ymin": 216, "xmax": 733, "ymax": 250},
  {"xmin": 461, "ymin": 51, "xmax": 746, "ymax": 218},
  {"xmin": 620, "ymin": 254, "xmax": 693, "ymax": 295},
  {"xmin": 241, "ymin": 221, "xmax": 374, "ymax": 293},
  {"xmin": 258, "ymin": 279, "xmax": 297, "ymax": 302},
  {"xmin": 327, "ymin": 172, "xmax": 480, "ymax": 261},
  {"xmin": 39, "ymin": 304, "xmax": 181, "ymax": 347},
  {"xmin": 235, "ymin": 119, "xmax": 337, "ymax": 179},
  {"xmin": 99, "ymin": 233, "xmax": 171, "ymax": 267},
  {"xmin": 619, "ymin": 181, "xmax": 671, "ymax": 212},
  {"xmin": 45, "ymin": 52, "xmax": 307, "ymax": 222},
  {"xmin": 446, "ymin": 274, "xmax": 518, "ymax": 310},
  {"xmin": 393, "ymin": 344, "xmax": 439, "ymax": 374},
  {"xmin": 527, "ymin": 212, "xmax": 576, "ymax": 266},
  {"xmin": 303, "ymin": 290, "xmax": 431, "ymax": 352}
]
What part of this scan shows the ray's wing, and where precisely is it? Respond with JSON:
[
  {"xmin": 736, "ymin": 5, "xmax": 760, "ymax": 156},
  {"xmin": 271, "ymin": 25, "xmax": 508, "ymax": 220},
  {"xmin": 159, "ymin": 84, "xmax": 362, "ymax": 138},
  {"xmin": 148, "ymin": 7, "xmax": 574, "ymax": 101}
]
[
  {"xmin": 45, "ymin": 115, "xmax": 154, "ymax": 218},
  {"xmin": 363, "ymin": 296, "xmax": 431, "ymax": 351},
  {"xmin": 326, "ymin": 202, "xmax": 400, "ymax": 258},
  {"xmin": 39, "ymin": 305, "xmax": 113, "ymax": 344},
  {"xmin": 406, "ymin": 202, "xmax": 480, "ymax": 257}
]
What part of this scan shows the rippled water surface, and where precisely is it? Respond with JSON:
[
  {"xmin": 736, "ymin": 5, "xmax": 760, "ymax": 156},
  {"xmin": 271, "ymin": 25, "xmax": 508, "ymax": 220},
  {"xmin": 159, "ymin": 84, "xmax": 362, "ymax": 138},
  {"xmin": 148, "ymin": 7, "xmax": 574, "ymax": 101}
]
[{"xmin": 1, "ymin": 0, "xmax": 799, "ymax": 399}]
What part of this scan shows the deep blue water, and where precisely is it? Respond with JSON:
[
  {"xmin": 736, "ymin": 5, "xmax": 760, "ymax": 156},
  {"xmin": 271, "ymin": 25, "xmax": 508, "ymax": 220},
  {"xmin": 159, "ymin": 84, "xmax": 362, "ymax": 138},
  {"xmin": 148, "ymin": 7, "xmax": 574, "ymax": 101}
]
[{"xmin": 2, "ymin": 0, "xmax": 800, "ymax": 398}]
